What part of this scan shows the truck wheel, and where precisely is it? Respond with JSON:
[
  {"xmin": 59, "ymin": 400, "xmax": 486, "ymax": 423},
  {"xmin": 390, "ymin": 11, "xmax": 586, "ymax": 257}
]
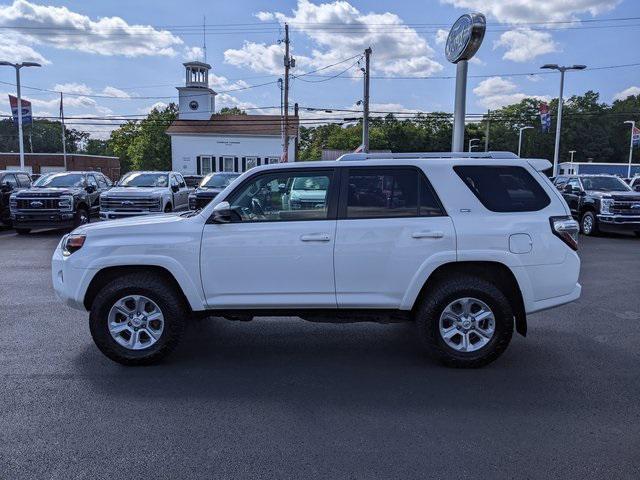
[
  {"xmin": 164, "ymin": 203, "xmax": 172, "ymax": 213},
  {"xmin": 15, "ymin": 228, "xmax": 31, "ymax": 235},
  {"xmin": 580, "ymin": 211, "xmax": 598, "ymax": 236},
  {"xmin": 415, "ymin": 275, "xmax": 514, "ymax": 368},
  {"xmin": 74, "ymin": 207, "xmax": 90, "ymax": 228},
  {"xmin": 89, "ymin": 272, "xmax": 187, "ymax": 366}
]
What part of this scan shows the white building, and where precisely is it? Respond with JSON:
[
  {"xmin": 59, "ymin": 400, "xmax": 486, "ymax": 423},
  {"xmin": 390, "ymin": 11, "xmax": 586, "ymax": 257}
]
[{"xmin": 167, "ymin": 61, "xmax": 297, "ymax": 175}]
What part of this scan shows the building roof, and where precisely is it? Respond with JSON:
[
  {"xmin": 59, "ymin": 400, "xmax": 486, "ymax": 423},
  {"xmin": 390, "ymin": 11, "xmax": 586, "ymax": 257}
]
[{"xmin": 166, "ymin": 114, "xmax": 299, "ymax": 137}]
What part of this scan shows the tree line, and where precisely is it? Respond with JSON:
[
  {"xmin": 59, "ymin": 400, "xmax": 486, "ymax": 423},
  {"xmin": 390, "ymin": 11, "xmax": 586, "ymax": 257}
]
[{"xmin": 1, "ymin": 91, "xmax": 638, "ymax": 171}]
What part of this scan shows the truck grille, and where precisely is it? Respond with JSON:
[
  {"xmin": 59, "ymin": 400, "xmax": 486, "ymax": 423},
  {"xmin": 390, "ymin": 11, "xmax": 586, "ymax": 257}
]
[
  {"xmin": 100, "ymin": 197, "xmax": 160, "ymax": 212},
  {"xmin": 16, "ymin": 197, "xmax": 61, "ymax": 211},
  {"xmin": 612, "ymin": 201, "xmax": 640, "ymax": 216}
]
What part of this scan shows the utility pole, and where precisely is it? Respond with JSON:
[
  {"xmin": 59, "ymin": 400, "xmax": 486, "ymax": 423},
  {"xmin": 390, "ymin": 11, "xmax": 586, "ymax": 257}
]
[
  {"xmin": 294, "ymin": 102, "xmax": 299, "ymax": 161},
  {"xmin": 283, "ymin": 23, "xmax": 291, "ymax": 162},
  {"xmin": 60, "ymin": 92, "xmax": 67, "ymax": 170},
  {"xmin": 362, "ymin": 47, "xmax": 372, "ymax": 153},
  {"xmin": 484, "ymin": 109, "xmax": 490, "ymax": 151}
]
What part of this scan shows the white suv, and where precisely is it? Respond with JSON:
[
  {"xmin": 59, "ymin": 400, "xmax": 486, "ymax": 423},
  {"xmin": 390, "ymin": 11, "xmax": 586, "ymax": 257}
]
[{"xmin": 52, "ymin": 153, "xmax": 581, "ymax": 368}]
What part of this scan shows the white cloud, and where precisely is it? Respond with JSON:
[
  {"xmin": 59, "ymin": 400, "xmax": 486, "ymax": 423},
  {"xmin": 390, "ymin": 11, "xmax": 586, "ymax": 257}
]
[
  {"xmin": 473, "ymin": 76, "xmax": 549, "ymax": 109},
  {"xmin": 138, "ymin": 101, "xmax": 168, "ymax": 114},
  {"xmin": 53, "ymin": 82, "xmax": 92, "ymax": 95},
  {"xmin": 613, "ymin": 86, "xmax": 640, "ymax": 101},
  {"xmin": 440, "ymin": 0, "xmax": 620, "ymax": 24},
  {"xmin": 225, "ymin": 0, "xmax": 443, "ymax": 77},
  {"xmin": 0, "ymin": 35, "xmax": 50, "ymax": 64},
  {"xmin": 0, "ymin": 0, "xmax": 183, "ymax": 57},
  {"xmin": 494, "ymin": 28, "xmax": 558, "ymax": 62},
  {"xmin": 435, "ymin": 29, "xmax": 449, "ymax": 46},
  {"xmin": 183, "ymin": 46, "xmax": 204, "ymax": 62},
  {"xmin": 102, "ymin": 86, "xmax": 130, "ymax": 98}
]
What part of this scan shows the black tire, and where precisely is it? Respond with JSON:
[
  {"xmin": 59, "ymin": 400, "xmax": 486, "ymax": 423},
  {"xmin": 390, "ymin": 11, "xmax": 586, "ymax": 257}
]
[
  {"xmin": 164, "ymin": 203, "xmax": 172, "ymax": 213},
  {"xmin": 415, "ymin": 275, "xmax": 514, "ymax": 368},
  {"xmin": 15, "ymin": 228, "xmax": 31, "ymax": 235},
  {"xmin": 74, "ymin": 207, "xmax": 90, "ymax": 228},
  {"xmin": 580, "ymin": 211, "xmax": 598, "ymax": 236},
  {"xmin": 89, "ymin": 272, "xmax": 187, "ymax": 366}
]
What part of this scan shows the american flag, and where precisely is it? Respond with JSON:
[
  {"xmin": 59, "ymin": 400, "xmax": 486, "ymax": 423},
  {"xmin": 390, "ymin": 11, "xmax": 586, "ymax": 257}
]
[{"xmin": 539, "ymin": 102, "xmax": 551, "ymax": 133}]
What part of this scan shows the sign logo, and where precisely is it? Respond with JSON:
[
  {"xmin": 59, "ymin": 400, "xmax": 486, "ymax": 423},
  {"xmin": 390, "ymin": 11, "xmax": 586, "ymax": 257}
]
[
  {"xmin": 445, "ymin": 13, "xmax": 486, "ymax": 64},
  {"xmin": 121, "ymin": 200, "xmax": 133, "ymax": 207},
  {"xmin": 632, "ymin": 203, "xmax": 640, "ymax": 209},
  {"xmin": 8, "ymin": 95, "xmax": 32, "ymax": 126},
  {"xmin": 30, "ymin": 201, "xmax": 43, "ymax": 208},
  {"xmin": 189, "ymin": 100, "xmax": 199, "ymax": 110}
]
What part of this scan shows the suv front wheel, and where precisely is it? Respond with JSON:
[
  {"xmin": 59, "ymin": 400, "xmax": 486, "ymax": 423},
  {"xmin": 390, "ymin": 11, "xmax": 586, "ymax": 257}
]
[
  {"xmin": 89, "ymin": 272, "xmax": 187, "ymax": 365},
  {"xmin": 415, "ymin": 275, "xmax": 514, "ymax": 368}
]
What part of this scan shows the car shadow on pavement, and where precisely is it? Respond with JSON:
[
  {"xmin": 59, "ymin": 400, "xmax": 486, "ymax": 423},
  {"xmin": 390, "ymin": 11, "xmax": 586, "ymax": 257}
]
[{"xmin": 72, "ymin": 316, "xmax": 636, "ymax": 413}]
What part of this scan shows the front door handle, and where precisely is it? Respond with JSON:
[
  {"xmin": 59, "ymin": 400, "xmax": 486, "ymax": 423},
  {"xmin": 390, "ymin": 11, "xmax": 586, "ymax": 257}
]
[
  {"xmin": 300, "ymin": 233, "xmax": 331, "ymax": 242},
  {"xmin": 412, "ymin": 230, "xmax": 444, "ymax": 239}
]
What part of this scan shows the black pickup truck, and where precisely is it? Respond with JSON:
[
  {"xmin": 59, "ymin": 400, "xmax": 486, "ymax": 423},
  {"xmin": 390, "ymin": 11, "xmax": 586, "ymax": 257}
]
[
  {"xmin": 554, "ymin": 174, "xmax": 640, "ymax": 236},
  {"xmin": 0, "ymin": 171, "xmax": 32, "ymax": 227},
  {"xmin": 10, "ymin": 171, "xmax": 112, "ymax": 234},
  {"xmin": 188, "ymin": 172, "xmax": 240, "ymax": 210}
]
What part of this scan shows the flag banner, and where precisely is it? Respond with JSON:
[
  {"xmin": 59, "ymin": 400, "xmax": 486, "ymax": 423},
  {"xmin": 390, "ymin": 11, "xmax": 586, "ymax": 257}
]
[
  {"xmin": 9, "ymin": 95, "xmax": 32, "ymax": 126},
  {"xmin": 633, "ymin": 126, "xmax": 640, "ymax": 147},
  {"xmin": 539, "ymin": 102, "xmax": 551, "ymax": 133}
]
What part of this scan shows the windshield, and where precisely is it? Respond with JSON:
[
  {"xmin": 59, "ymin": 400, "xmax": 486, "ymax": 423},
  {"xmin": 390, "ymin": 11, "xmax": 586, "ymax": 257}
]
[
  {"xmin": 581, "ymin": 176, "xmax": 631, "ymax": 192},
  {"xmin": 118, "ymin": 172, "xmax": 168, "ymax": 187},
  {"xmin": 34, "ymin": 173, "xmax": 84, "ymax": 188},
  {"xmin": 291, "ymin": 176, "xmax": 329, "ymax": 191},
  {"xmin": 201, "ymin": 173, "xmax": 238, "ymax": 188}
]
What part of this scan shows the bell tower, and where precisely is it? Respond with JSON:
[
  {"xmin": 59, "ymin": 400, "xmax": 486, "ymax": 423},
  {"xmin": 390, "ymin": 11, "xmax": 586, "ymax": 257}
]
[{"xmin": 177, "ymin": 61, "xmax": 217, "ymax": 120}]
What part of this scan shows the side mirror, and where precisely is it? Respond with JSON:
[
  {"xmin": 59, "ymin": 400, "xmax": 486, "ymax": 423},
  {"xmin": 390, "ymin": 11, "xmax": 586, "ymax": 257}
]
[
  {"xmin": 563, "ymin": 184, "xmax": 573, "ymax": 193},
  {"xmin": 211, "ymin": 201, "xmax": 232, "ymax": 223},
  {"xmin": 85, "ymin": 185, "xmax": 96, "ymax": 193},
  {"xmin": 171, "ymin": 185, "xmax": 179, "ymax": 193}
]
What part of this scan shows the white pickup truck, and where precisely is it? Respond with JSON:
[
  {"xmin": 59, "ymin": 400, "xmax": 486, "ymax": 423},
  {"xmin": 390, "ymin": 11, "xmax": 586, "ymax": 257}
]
[
  {"xmin": 53, "ymin": 153, "xmax": 581, "ymax": 368},
  {"xmin": 99, "ymin": 171, "xmax": 190, "ymax": 219}
]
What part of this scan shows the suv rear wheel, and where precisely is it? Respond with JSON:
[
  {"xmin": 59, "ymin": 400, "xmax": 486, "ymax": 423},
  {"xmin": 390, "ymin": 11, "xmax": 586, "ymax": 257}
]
[
  {"xmin": 415, "ymin": 275, "xmax": 514, "ymax": 368},
  {"xmin": 89, "ymin": 272, "xmax": 187, "ymax": 365}
]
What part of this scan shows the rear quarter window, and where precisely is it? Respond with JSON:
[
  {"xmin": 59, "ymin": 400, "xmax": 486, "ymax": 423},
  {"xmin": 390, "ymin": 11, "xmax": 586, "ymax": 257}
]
[{"xmin": 454, "ymin": 165, "xmax": 551, "ymax": 212}]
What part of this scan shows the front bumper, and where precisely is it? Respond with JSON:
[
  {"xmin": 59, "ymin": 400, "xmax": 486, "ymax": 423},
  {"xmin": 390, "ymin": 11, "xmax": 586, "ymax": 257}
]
[
  {"xmin": 12, "ymin": 211, "xmax": 75, "ymax": 228},
  {"xmin": 597, "ymin": 214, "xmax": 640, "ymax": 232}
]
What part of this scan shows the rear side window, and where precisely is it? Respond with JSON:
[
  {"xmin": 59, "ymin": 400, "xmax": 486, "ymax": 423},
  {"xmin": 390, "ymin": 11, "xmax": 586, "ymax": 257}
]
[
  {"xmin": 345, "ymin": 168, "xmax": 444, "ymax": 219},
  {"xmin": 454, "ymin": 166, "xmax": 550, "ymax": 212}
]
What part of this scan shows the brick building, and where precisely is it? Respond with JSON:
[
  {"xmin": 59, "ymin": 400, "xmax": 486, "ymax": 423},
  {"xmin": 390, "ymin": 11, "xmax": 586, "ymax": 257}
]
[{"xmin": 0, "ymin": 153, "xmax": 121, "ymax": 180}]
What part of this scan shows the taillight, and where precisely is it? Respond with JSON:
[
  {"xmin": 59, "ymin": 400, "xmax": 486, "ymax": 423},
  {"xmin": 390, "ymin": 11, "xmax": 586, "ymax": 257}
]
[{"xmin": 549, "ymin": 216, "xmax": 579, "ymax": 251}]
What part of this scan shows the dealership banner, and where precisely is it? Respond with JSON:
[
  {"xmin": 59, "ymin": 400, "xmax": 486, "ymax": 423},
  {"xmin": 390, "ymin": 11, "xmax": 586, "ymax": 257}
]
[
  {"xmin": 539, "ymin": 103, "xmax": 551, "ymax": 133},
  {"xmin": 633, "ymin": 126, "xmax": 640, "ymax": 147},
  {"xmin": 9, "ymin": 94, "xmax": 32, "ymax": 126}
]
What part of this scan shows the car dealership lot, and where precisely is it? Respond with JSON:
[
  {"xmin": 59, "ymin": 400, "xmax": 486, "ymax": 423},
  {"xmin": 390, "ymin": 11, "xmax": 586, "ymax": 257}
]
[{"xmin": 1, "ymin": 230, "xmax": 639, "ymax": 479}]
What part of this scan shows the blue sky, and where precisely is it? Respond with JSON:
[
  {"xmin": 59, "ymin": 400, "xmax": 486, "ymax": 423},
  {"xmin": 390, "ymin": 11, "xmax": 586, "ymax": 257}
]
[{"xmin": 0, "ymin": 0, "xmax": 638, "ymax": 138}]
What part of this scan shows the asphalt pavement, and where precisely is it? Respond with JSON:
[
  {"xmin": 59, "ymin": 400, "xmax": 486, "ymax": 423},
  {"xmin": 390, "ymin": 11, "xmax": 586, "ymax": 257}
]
[{"xmin": 0, "ymin": 228, "xmax": 639, "ymax": 479}]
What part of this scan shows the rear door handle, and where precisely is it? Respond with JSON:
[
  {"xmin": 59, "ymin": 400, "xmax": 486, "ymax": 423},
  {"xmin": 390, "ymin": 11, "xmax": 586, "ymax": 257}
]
[
  {"xmin": 412, "ymin": 230, "xmax": 444, "ymax": 239},
  {"xmin": 300, "ymin": 233, "xmax": 331, "ymax": 242}
]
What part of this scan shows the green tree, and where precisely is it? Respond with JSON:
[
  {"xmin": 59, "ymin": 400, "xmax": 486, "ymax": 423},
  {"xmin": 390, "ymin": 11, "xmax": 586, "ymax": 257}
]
[{"xmin": 217, "ymin": 107, "xmax": 246, "ymax": 115}]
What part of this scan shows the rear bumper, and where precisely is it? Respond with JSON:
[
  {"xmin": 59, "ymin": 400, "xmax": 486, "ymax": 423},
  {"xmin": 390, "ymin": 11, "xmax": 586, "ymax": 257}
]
[{"xmin": 527, "ymin": 283, "xmax": 582, "ymax": 314}]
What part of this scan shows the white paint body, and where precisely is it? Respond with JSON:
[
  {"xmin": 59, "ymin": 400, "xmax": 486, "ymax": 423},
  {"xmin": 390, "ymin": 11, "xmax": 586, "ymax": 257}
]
[{"xmin": 52, "ymin": 156, "xmax": 581, "ymax": 317}]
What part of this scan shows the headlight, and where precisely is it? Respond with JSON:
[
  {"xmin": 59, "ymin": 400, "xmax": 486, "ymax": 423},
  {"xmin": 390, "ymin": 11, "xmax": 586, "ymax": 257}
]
[
  {"xmin": 600, "ymin": 198, "xmax": 614, "ymax": 214},
  {"xmin": 58, "ymin": 195, "xmax": 73, "ymax": 211},
  {"xmin": 149, "ymin": 197, "xmax": 162, "ymax": 211},
  {"xmin": 9, "ymin": 196, "xmax": 17, "ymax": 213},
  {"xmin": 61, "ymin": 234, "xmax": 86, "ymax": 256}
]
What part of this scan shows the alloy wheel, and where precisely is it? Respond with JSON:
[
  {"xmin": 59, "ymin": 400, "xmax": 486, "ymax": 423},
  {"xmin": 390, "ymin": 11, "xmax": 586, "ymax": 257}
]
[
  {"xmin": 438, "ymin": 297, "xmax": 496, "ymax": 352},
  {"xmin": 107, "ymin": 295, "xmax": 165, "ymax": 350}
]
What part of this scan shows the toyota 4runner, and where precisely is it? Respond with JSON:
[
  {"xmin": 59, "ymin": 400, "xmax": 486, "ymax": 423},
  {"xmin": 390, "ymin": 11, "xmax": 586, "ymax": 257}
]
[{"xmin": 52, "ymin": 152, "xmax": 581, "ymax": 368}]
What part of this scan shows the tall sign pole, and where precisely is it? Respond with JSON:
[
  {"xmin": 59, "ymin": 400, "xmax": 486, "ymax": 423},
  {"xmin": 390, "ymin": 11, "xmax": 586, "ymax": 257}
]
[
  {"xmin": 60, "ymin": 91, "xmax": 67, "ymax": 171},
  {"xmin": 362, "ymin": 47, "xmax": 372, "ymax": 153},
  {"xmin": 15, "ymin": 65, "xmax": 25, "ymax": 169},
  {"xmin": 283, "ymin": 23, "xmax": 290, "ymax": 162},
  {"xmin": 445, "ymin": 13, "xmax": 486, "ymax": 152},
  {"xmin": 624, "ymin": 120, "xmax": 636, "ymax": 178}
]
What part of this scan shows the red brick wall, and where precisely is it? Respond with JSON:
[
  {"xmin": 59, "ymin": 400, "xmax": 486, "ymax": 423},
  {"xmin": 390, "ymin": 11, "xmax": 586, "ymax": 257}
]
[{"xmin": 0, "ymin": 154, "xmax": 121, "ymax": 180}]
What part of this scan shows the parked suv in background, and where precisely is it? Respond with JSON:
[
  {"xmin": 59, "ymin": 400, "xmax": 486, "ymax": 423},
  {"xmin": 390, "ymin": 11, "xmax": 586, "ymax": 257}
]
[
  {"xmin": 52, "ymin": 152, "xmax": 581, "ymax": 368},
  {"xmin": 554, "ymin": 174, "xmax": 640, "ymax": 236},
  {"xmin": 0, "ymin": 170, "xmax": 31, "ymax": 227},
  {"xmin": 11, "ymin": 171, "xmax": 110, "ymax": 234},
  {"xmin": 188, "ymin": 172, "xmax": 240, "ymax": 210},
  {"xmin": 100, "ymin": 171, "xmax": 190, "ymax": 219}
]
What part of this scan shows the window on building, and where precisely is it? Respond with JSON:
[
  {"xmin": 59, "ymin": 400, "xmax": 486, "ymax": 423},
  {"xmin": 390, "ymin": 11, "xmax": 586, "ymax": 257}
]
[
  {"xmin": 223, "ymin": 156, "xmax": 235, "ymax": 172},
  {"xmin": 227, "ymin": 170, "xmax": 334, "ymax": 222},
  {"xmin": 245, "ymin": 157, "xmax": 258, "ymax": 170},
  {"xmin": 200, "ymin": 156, "xmax": 213, "ymax": 175},
  {"xmin": 454, "ymin": 165, "xmax": 551, "ymax": 212},
  {"xmin": 345, "ymin": 168, "xmax": 444, "ymax": 219}
]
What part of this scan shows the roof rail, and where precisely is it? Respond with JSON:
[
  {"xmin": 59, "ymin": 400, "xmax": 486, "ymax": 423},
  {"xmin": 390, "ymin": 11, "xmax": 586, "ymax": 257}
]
[{"xmin": 336, "ymin": 151, "xmax": 519, "ymax": 161}]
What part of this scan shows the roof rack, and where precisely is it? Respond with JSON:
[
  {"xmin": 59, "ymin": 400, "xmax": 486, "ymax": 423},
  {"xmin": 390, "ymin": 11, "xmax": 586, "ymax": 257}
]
[{"xmin": 336, "ymin": 151, "xmax": 519, "ymax": 161}]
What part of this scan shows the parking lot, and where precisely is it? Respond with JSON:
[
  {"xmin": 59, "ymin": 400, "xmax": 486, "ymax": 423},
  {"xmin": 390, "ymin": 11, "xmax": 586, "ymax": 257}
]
[{"xmin": 1, "ymin": 228, "xmax": 639, "ymax": 479}]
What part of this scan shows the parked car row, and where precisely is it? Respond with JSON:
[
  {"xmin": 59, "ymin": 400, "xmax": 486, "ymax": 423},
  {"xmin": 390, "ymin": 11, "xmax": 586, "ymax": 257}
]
[
  {"xmin": 553, "ymin": 174, "xmax": 640, "ymax": 236},
  {"xmin": 1, "ymin": 169, "xmax": 246, "ymax": 234}
]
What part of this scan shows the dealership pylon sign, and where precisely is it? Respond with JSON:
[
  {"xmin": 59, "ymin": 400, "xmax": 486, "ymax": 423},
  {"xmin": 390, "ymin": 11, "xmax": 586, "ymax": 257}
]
[{"xmin": 446, "ymin": 13, "xmax": 486, "ymax": 152}]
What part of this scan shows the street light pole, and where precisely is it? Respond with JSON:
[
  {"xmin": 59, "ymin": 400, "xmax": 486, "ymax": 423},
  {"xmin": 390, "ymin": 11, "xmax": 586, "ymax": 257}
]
[
  {"xmin": 0, "ymin": 61, "xmax": 41, "ymax": 171},
  {"xmin": 540, "ymin": 63, "xmax": 586, "ymax": 177},
  {"xmin": 569, "ymin": 150, "xmax": 576, "ymax": 162},
  {"xmin": 518, "ymin": 126, "xmax": 533, "ymax": 157},
  {"xmin": 468, "ymin": 138, "xmax": 480, "ymax": 152},
  {"xmin": 624, "ymin": 120, "xmax": 636, "ymax": 178}
]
